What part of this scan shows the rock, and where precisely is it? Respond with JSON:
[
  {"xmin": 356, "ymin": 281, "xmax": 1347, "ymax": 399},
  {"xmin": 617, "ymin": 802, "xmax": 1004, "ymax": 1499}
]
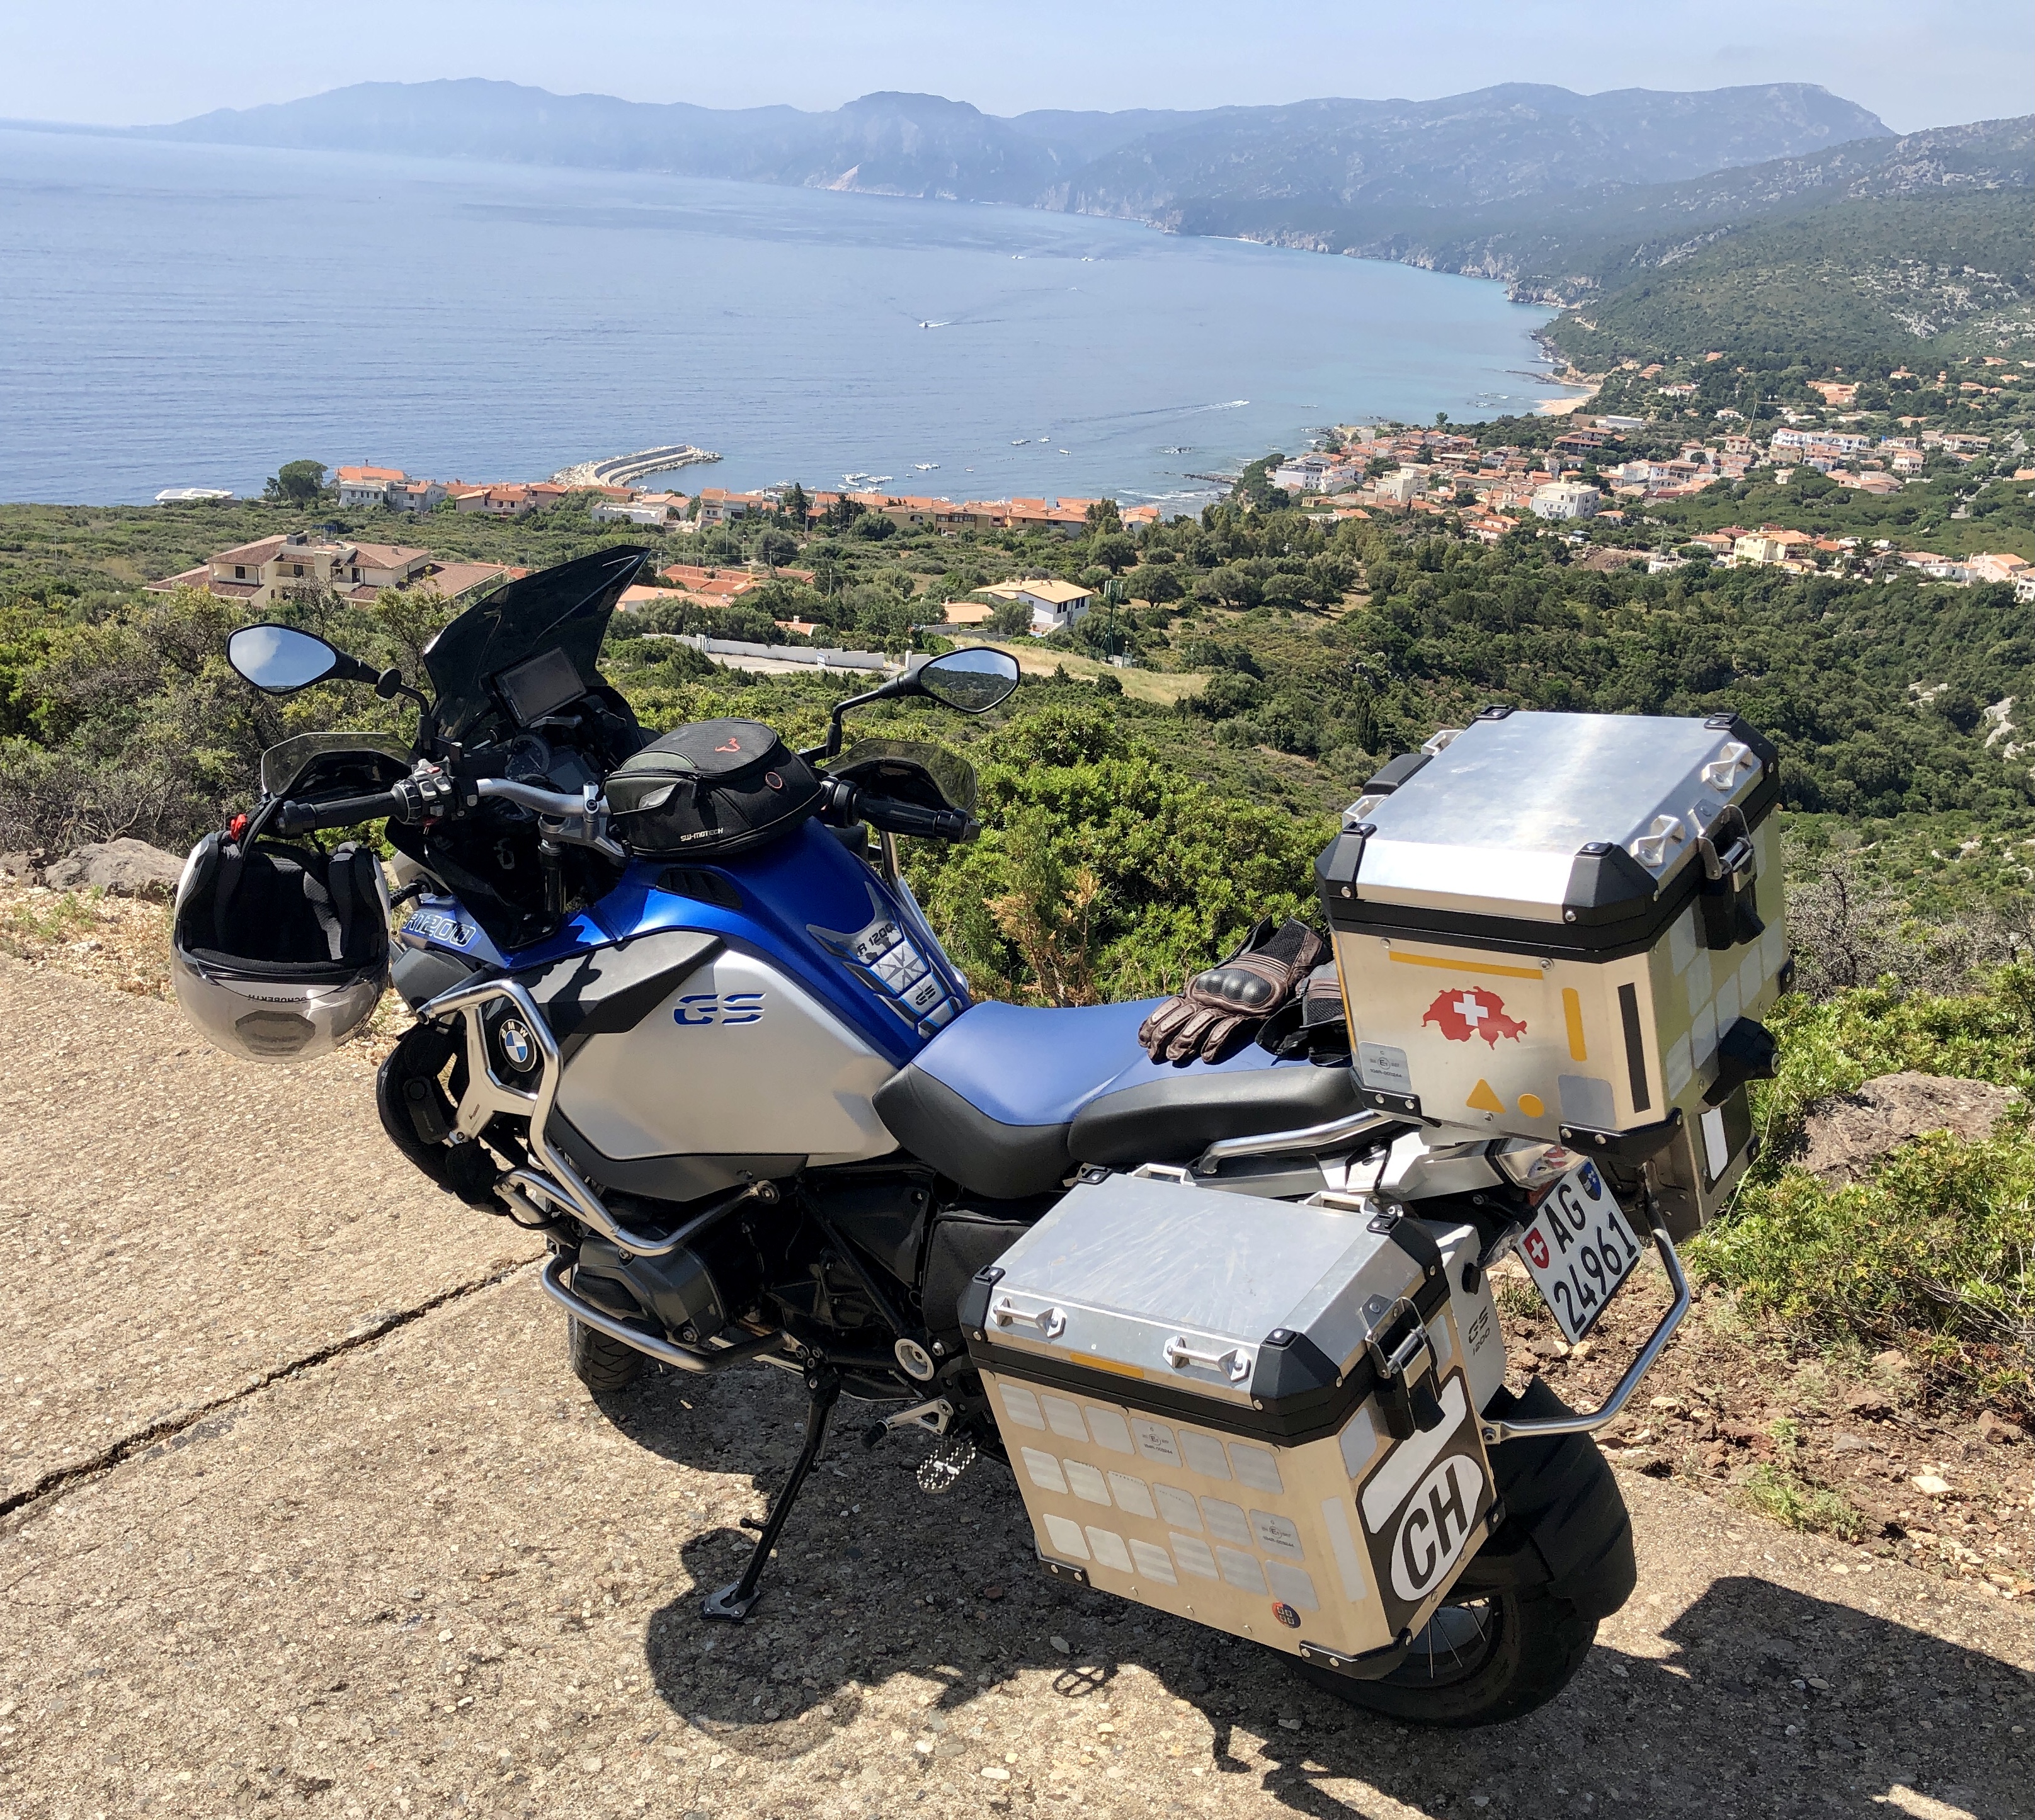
[
  {"xmin": 0, "ymin": 850, "xmax": 44, "ymax": 883},
  {"xmin": 1844, "ymin": 1385, "xmax": 1895, "ymax": 1421},
  {"xmin": 1796, "ymin": 1074, "xmax": 2015, "ymax": 1184},
  {"xmin": 1830, "ymin": 1431, "xmax": 1876, "ymax": 1455},
  {"xmin": 1912, "ymin": 1473, "xmax": 1952, "ymax": 1496},
  {"xmin": 42, "ymin": 838, "xmax": 185, "ymax": 901},
  {"xmin": 1049, "ymin": 1636, "xmax": 1070, "ymax": 1655},
  {"xmin": 1976, "ymin": 1410, "xmax": 2028, "ymax": 1446},
  {"xmin": 1872, "ymin": 1348, "xmax": 1912, "ymax": 1373}
]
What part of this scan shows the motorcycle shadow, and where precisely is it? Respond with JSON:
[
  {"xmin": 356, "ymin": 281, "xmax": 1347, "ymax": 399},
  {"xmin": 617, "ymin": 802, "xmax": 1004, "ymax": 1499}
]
[{"xmin": 598, "ymin": 1368, "xmax": 2028, "ymax": 1814}]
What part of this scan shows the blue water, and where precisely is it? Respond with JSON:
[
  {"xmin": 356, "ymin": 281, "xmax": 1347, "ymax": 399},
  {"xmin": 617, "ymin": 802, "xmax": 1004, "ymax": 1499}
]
[{"xmin": 0, "ymin": 127, "xmax": 1575, "ymax": 508}]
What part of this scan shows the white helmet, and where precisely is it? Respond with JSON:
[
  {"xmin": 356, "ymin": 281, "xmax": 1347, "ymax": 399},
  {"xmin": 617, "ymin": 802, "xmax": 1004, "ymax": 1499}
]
[{"xmin": 171, "ymin": 832, "xmax": 391, "ymax": 1062}]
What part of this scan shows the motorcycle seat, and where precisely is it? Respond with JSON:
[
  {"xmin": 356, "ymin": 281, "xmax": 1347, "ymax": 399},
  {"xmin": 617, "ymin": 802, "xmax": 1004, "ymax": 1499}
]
[{"xmin": 872, "ymin": 998, "xmax": 1351, "ymax": 1200}]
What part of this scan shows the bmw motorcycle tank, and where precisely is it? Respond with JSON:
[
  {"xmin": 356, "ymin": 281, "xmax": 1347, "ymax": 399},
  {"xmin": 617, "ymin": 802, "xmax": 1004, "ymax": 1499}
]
[
  {"xmin": 554, "ymin": 944, "xmax": 899, "ymax": 1174},
  {"xmin": 521, "ymin": 817, "xmax": 970, "ymax": 1198}
]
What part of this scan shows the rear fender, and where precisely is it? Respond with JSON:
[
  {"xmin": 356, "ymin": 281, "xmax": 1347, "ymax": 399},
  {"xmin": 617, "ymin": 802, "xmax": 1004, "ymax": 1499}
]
[{"xmin": 1455, "ymin": 1378, "xmax": 1637, "ymax": 1621}]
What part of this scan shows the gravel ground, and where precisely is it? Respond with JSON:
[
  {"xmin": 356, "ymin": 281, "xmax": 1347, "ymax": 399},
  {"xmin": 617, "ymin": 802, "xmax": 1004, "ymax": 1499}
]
[
  {"xmin": 2, "ymin": 963, "xmax": 2033, "ymax": 1820},
  {"xmin": 1499, "ymin": 1260, "xmax": 2035, "ymax": 1599}
]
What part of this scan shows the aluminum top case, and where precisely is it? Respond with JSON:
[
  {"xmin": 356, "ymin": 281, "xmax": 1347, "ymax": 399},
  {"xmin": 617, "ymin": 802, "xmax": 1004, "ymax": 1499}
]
[
  {"xmin": 1314, "ymin": 707, "xmax": 1786, "ymax": 1232},
  {"xmin": 960, "ymin": 1172, "xmax": 1507, "ymax": 1677}
]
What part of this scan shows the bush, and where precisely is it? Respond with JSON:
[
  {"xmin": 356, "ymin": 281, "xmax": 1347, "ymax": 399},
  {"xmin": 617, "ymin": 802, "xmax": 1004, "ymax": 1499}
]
[
  {"xmin": 909, "ymin": 703, "xmax": 1331, "ymax": 1004},
  {"xmin": 1694, "ymin": 1128, "xmax": 2035, "ymax": 1414}
]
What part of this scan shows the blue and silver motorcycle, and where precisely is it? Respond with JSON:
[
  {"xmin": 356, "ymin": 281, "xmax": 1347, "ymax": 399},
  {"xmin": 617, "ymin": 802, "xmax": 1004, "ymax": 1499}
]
[{"xmin": 202, "ymin": 546, "xmax": 1650, "ymax": 1726}]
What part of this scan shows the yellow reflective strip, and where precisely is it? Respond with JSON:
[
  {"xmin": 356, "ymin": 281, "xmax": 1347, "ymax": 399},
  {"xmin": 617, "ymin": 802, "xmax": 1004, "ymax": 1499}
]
[
  {"xmin": 1387, "ymin": 951, "xmax": 1544, "ymax": 981},
  {"xmin": 1065, "ymin": 1351, "xmax": 1144, "ymax": 1379},
  {"xmin": 1563, "ymin": 986, "xmax": 1588, "ymax": 1061}
]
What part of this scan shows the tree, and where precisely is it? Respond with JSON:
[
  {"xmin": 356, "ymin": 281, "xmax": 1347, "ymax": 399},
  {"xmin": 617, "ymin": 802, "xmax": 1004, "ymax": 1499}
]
[
  {"xmin": 265, "ymin": 460, "xmax": 327, "ymax": 506},
  {"xmin": 1089, "ymin": 532, "xmax": 1137, "ymax": 573},
  {"xmin": 1085, "ymin": 498, "xmax": 1123, "ymax": 535},
  {"xmin": 781, "ymin": 482, "xmax": 811, "ymax": 526},
  {"xmin": 756, "ymin": 530, "xmax": 799, "ymax": 571}
]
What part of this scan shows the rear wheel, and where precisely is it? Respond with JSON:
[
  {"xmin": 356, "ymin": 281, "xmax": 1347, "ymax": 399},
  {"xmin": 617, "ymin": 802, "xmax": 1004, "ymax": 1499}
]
[
  {"xmin": 1289, "ymin": 1583, "xmax": 1595, "ymax": 1726},
  {"xmin": 567, "ymin": 1315, "xmax": 644, "ymax": 1392}
]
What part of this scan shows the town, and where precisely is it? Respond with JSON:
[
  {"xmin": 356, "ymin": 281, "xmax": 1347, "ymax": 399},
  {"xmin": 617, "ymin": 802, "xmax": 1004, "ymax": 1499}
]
[{"xmin": 143, "ymin": 343, "xmax": 2035, "ymax": 661}]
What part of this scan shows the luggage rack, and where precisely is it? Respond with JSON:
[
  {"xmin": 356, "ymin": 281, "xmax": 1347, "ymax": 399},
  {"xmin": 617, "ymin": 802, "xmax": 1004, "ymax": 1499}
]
[{"xmin": 1184, "ymin": 1099, "xmax": 1692, "ymax": 1445}]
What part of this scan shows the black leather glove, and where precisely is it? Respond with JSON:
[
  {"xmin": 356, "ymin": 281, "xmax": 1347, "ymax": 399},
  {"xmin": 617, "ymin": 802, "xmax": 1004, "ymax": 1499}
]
[
  {"xmin": 1259, "ymin": 960, "xmax": 1350, "ymax": 1061},
  {"xmin": 1138, "ymin": 918, "xmax": 1328, "ymax": 1064}
]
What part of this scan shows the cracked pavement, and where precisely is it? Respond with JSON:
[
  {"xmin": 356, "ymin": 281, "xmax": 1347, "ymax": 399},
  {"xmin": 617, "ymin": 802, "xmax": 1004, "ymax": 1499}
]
[{"xmin": 2, "ymin": 962, "xmax": 2032, "ymax": 1819}]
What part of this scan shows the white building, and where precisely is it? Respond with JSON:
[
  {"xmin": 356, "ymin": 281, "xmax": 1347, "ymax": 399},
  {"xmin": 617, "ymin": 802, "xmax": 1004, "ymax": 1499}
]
[
  {"xmin": 1377, "ymin": 469, "xmax": 1423, "ymax": 504},
  {"xmin": 1531, "ymin": 482, "xmax": 1601, "ymax": 521},
  {"xmin": 591, "ymin": 491, "xmax": 687, "ymax": 527},
  {"xmin": 334, "ymin": 465, "xmax": 445, "ymax": 514},
  {"xmin": 978, "ymin": 577, "xmax": 1096, "ymax": 635}
]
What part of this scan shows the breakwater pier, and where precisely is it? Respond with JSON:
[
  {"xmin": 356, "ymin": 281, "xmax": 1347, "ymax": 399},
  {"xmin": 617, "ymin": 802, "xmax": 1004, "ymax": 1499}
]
[{"xmin": 550, "ymin": 445, "xmax": 722, "ymax": 487}]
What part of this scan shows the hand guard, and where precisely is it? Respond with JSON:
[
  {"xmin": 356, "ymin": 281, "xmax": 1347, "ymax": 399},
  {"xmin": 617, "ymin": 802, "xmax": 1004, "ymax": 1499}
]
[{"xmin": 1137, "ymin": 918, "xmax": 1328, "ymax": 1064}]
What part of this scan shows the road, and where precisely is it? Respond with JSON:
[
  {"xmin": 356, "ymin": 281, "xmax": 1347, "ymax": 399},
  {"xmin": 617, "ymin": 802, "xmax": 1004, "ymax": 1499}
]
[{"xmin": 1, "ymin": 961, "xmax": 2030, "ymax": 1819}]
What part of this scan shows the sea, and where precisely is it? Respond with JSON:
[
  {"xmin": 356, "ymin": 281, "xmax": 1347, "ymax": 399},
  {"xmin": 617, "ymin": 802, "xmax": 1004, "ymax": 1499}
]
[{"xmin": 0, "ymin": 125, "xmax": 1580, "ymax": 508}]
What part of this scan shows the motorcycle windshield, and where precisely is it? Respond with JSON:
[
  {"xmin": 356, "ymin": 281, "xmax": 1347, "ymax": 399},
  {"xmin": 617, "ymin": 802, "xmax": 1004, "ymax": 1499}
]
[{"xmin": 421, "ymin": 545, "xmax": 648, "ymax": 743}]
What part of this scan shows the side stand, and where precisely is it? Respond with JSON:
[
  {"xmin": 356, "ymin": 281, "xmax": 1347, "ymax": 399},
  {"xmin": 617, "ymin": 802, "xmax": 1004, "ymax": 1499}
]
[{"xmin": 702, "ymin": 1363, "xmax": 840, "ymax": 1623}]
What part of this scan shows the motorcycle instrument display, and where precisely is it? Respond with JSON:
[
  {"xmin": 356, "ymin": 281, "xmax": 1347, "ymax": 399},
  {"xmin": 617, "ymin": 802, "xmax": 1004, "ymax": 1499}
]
[{"xmin": 178, "ymin": 547, "xmax": 1783, "ymax": 1727}]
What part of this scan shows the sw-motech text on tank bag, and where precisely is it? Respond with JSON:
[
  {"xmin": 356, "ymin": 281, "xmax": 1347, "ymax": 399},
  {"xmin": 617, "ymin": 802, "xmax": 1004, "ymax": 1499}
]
[
  {"xmin": 959, "ymin": 1173, "xmax": 1507, "ymax": 1678},
  {"xmin": 1315, "ymin": 708, "xmax": 1787, "ymax": 1236}
]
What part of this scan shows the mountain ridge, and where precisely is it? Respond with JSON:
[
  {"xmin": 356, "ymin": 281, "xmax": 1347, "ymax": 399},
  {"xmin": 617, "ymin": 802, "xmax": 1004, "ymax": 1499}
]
[{"xmin": 140, "ymin": 77, "xmax": 1890, "ymax": 214}]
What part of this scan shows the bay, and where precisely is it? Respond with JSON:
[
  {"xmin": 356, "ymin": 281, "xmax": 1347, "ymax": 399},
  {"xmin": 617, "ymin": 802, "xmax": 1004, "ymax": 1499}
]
[{"xmin": 0, "ymin": 126, "xmax": 1575, "ymax": 508}]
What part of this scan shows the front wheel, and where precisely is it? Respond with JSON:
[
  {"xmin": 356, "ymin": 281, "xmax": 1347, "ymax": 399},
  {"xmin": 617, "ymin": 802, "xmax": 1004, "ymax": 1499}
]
[
  {"xmin": 1287, "ymin": 1584, "xmax": 1596, "ymax": 1726},
  {"xmin": 567, "ymin": 1315, "xmax": 644, "ymax": 1392}
]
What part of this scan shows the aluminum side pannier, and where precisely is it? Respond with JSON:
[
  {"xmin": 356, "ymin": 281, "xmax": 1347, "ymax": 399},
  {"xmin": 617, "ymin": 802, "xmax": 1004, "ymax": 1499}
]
[{"xmin": 960, "ymin": 1173, "xmax": 1508, "ymax": 1679}]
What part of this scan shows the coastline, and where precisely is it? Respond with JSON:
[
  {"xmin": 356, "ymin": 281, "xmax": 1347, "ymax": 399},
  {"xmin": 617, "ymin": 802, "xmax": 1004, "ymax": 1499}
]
[{"xmin": 1, "ymin": 124, "xmax": 1583, "ymax": 503}]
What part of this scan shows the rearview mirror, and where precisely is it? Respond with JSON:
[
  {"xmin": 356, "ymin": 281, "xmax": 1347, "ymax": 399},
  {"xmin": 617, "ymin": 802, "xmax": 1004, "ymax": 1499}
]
[
  {"xmin": 228, "ymin": 624, "xmax": 350, "ymax": 694},
  {"xmin": 915, "ymin": 647, "xmax": 1020, "ymax": 714}
]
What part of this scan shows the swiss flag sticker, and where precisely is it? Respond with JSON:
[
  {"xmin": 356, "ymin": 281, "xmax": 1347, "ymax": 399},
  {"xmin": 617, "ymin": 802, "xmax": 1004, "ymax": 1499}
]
[{"xmin": 1423, "ymin": 987, "xmax": 1528, "ymax": 1048}]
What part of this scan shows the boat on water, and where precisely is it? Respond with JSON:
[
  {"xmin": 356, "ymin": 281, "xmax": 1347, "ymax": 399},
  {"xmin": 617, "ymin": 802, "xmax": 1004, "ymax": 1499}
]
[{"xmin": 913, "ymin": 463, "xmax": 939, "ymax": 472}]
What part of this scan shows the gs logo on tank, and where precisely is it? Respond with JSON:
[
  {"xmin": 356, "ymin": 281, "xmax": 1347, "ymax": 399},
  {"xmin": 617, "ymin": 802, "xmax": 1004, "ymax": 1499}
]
[{"xmin": 673, "ymin": 992, "xmax": 765, "ymax": 1027}]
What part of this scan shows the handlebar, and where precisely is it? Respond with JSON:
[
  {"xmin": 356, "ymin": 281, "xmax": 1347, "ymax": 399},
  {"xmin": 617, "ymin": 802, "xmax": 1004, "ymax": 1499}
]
[
  {"xmin": 271, "ymin": 773, "xmax": 975, "ymax": 851},
  {"xmin": 473, "ymin": 778, "xmax": 594, "ymax": 819},
  {"xmin": 274, "ymin": 790, "xmax": 404, "ymax": 834},
  {"xmin": 827, "ymin": 780, "xmax": 978, "ymax": 843}
]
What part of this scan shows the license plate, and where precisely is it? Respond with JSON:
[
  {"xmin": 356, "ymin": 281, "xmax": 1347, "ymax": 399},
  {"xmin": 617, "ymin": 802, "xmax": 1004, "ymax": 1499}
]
[{"xmin": 1519, "ymin": 1159, "xmax": 1646, "ymax": 1344}]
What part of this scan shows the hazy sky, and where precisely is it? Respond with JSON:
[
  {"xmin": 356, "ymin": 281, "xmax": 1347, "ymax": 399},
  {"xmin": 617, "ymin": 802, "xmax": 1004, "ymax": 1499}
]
[{"xmin": 3, "ymin": 0, "xmax": 2026, "ymax": 135}]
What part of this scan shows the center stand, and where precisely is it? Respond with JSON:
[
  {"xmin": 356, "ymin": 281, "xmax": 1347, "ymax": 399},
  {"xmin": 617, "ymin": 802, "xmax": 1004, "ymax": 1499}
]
[{"xmin": 702, "ymin": 1362, "xmax": 841, "ymax": 1623}]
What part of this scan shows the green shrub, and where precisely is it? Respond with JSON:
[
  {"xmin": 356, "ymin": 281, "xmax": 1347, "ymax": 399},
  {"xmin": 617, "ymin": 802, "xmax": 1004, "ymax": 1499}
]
[
  {"xmin": 1741, "ymin": 1460, "xmax": 1869, "ymax": 1542},
  {"xmin": 1694, "ymin": 1128, "xmax": 2035, "ymax": 1413}
]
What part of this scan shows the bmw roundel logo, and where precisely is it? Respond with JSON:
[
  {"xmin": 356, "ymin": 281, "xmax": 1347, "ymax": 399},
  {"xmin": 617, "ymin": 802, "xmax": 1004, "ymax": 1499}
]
[{"xmin": 497, "ymin": 1018, "xmax": 536, "ymax": 1072}]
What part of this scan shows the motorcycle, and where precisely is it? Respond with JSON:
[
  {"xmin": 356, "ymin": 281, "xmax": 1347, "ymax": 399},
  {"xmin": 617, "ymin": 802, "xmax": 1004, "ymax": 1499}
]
[{"xmin": 185, "ymin": 544, "xmax": 1777, "ymax": 1727}]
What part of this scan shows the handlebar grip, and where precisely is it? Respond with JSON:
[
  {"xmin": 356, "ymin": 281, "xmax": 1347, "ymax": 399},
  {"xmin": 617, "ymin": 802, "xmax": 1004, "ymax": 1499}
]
[
  {"xmin": 275, "ymin": 790, "xmax": 404, "ymax": 834},
  {"xmin": 853, "ymin": 792, "xmax": 979, "ymax": 843}
]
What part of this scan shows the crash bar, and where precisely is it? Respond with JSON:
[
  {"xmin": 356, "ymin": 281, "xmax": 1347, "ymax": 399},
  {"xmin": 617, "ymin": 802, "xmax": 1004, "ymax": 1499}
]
[{"xmin": 539, "ymin": 1254, "xmax": 789, "ymax": 1376}]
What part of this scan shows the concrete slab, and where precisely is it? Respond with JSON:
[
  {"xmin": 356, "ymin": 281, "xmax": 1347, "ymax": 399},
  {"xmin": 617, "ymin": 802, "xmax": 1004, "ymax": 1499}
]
[
  {"xmin": 3, "ymin": 1270, "xmax": 2031, "ymax": 1820},
  {"xmin": 0, "ymin": 962, "xmax": 544, "ymax": 1504}
]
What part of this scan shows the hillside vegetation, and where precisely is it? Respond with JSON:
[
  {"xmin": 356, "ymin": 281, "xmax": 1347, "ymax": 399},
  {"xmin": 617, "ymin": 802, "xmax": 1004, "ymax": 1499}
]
[{"xmin": 1546, "ymin": 190, "xmax": 2035, "ymax": 368}]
